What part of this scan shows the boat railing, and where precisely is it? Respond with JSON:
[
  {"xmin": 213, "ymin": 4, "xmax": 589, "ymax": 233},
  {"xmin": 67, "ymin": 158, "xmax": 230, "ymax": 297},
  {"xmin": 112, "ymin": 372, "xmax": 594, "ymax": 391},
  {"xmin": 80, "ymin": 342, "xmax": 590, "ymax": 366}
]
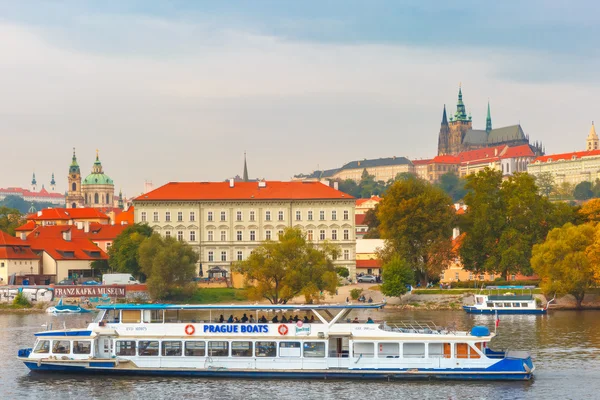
[{"xmin": 383, "ymin": 320, "xmax": 459, "ymax": 335}]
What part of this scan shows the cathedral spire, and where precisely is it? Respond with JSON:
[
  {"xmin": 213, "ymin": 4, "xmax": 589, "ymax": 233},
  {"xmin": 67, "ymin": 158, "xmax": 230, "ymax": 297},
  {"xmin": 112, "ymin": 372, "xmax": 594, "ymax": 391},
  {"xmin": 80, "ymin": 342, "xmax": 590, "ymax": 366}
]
[
  {"xmin": 454, "ymin": 84, "xmax": 468, "ymax": 121},
  {"xmin": 243, "ymin": 152, "xmax": 249, "ymax": 182},
  {"xmin": 441, "ymin": 105, "xmax": 448, "ymax": 125},
  {"xmin": 587, "ymin": 121, "xmax": 599, "ymax": 151},
  {"xmin": 486, "ymin": 100, "xmax": 492, "ymax": 133},
  {"xmin": 31, "ymin": 172, "xmax": 37, "ymax": 191}
]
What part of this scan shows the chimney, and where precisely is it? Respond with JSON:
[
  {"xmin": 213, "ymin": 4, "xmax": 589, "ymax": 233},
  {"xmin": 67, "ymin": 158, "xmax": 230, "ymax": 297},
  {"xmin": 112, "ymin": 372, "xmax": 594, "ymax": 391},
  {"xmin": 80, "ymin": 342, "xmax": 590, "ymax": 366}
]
[
  {"xmin": 229, "ymin": 178, "xmax": 234, "ymax": 188},
  {"xmin": 37, "ymin": 211, "xmax": 42, "ymax": 217},
  {"xmin": 62, "ymin": 229, "xmax": 72, "ymax": 242},
  {"xmin": 20, "ymin": 232, "xmax": 26, "ymax": 241},
  {"xmin": 84, "ymin": 221, "xmax": 90, "ymax": 233},
  {"xmin": 334, "ymin": 181, "xmax": 339, "ymax": 190},
  {"xmin": 258, "ymin": 181, "xmax": 266, "ymax": 188},
  {"xmin": 76, "ymin": 221, "xmax": 83, "ymax": 229}
]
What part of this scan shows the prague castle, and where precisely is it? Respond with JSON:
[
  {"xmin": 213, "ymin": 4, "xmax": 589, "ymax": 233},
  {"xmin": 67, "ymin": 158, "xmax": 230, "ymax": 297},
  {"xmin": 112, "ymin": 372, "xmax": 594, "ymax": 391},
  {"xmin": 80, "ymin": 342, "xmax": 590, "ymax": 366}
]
[
  {"xmin": 66, "ymin": 149, "xmax": 115, "ymax": 209},
  {"xmin": 437, "ymin": 86, "xmax": 544, "ymax": 156}
]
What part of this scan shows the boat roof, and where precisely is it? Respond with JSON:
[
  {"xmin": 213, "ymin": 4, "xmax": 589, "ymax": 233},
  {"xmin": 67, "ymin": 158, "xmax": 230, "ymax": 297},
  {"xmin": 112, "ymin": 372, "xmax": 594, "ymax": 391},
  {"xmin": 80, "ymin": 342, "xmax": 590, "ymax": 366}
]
[
  {"xmin": 485, "ymin": 286, "xmax": 535, "ymax": 290},
  {"xmin": 97, "ymin": 303, "xmax": 386, "ymax": 311}
]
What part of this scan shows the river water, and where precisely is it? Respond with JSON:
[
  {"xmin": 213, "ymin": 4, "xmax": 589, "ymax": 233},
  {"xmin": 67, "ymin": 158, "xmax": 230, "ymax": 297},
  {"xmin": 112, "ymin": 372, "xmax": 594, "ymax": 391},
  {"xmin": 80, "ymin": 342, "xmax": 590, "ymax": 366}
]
[{"xmin": 1, "ymin": 309, "xmax": 598, "ymax": 400}]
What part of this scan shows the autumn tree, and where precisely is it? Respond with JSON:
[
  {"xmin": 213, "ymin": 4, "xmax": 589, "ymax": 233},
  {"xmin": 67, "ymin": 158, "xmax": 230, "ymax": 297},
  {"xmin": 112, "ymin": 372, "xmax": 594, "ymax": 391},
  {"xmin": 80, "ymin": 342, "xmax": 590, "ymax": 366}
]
[
  {"xmin": 535, "ymin": 172, "xmax": 555, "ymax": 197},
  {"xmin": 0, "ymin": 206, "xmax": 23, "ymax": 235},
  {"xmin": 380, "ymin": 257, "xmax": 415, "ymax": 297},
  {"xmin": 362, "ymin": 206, "xmax": 381, "ymax": 238},
  {"xmin": 579, "ymin": 198, "xmax": 600, "ymax": 223},
  {"xmin": 108, "ymin": 223, "xmax": 154, "ymax": 278},
  {"xmin": 531, "ymin": 223, "xmax": 599, "ymax": 308},
  {"xmin": 377, "ymin": 178, "xmax": 455, "ymax": 285},
  {"xmin": 138, "ymin": 234, "xmax": 199, "ymax": 300},
  {"xmin": 232, "ymin": 227, "xmax": 339, "ymax": 304}
]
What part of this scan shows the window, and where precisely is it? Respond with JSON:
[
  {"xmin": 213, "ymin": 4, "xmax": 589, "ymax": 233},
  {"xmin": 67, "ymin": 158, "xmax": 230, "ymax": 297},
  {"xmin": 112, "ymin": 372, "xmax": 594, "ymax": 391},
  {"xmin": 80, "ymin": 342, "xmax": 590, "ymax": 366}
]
[
  {"xmin": 331, "ymin": 210, "xmax": 337, "ymax": 220},
  {"xmin": 208, "ymin": 251, "xmax": 214, "ymax": 262},
  {"xmin": 237, "ymin": 251, "xmax": 243, "ymax": 261},
  {"xmin": 34, "ymin": 340, "xmax": 50, "ymax": 354},
  {"xmin": 177, "ymin": 212, "xmax": 183, "ymax": 222},
  {"xmin": 343, "ymin": 249, "xmax": 350, "ymax": 260},
  {"xmin": 208, "ymin": 231, "xmax": 214, "ymax": 241},
  {"xmin": 319, "ymin": 230, "xmax": 326, "ymax": 240},
  {"xmin": 153, "ymin": 212, "xmax": 159, "ymax": 222},
  {"xmin": 73, "ymin": 341, "xmax": 91, "ymax": 355},
  {"xmin": 232, "ymin": 341, "xmax": 253, "ymax": 357},
  {"xmin": 208, "ymin": 341, "xmax": 229, "ymax": 357},
  {"xmin": 220, "ymin": 211, "xmax": 226, "ymax": 221},
  {"xmin": 255, "ymin": 341, "xmax": 277, "ymax": 357},
  {"xmin": 177, "ymin": 231, "xmax": 184, "ymax": 241},
  {"xmin": 331, "ymin": 230, "xmax": 337, "ymax": 240},
  {"xmin": 165, "ymin": 212, "xmax": 171, "ymax": 222},
  {"xmin": 138, "ymin": 341, "xmax": 159, "ymax": 356},
  {"xmin": 250, "ymin": 230, "xmax": 256, "ymax": 241},
  {"xmin": 265, "ymin": 211, "xmax": 271, "ymax": 221},
  {"xmin": 278, "ymin": 211, "xmax": 284, "ymax": 221},
  {"xmin": 143, "ymin": 309, "xmax": 164, "ymax": 323},
  {"xmin": 455, "ymin": 272, "xmax": 459, "ymax": 280},
  {"xmin": 353, "ymin": 342, "xmax": 374, "ymax": 358},
  {"xmin": 237, "ymin": 231, "xmax": 242, "ymax": 241},
  {"xmin": 343, "ymin": 229, "xmax": 349, "ymax": 240},
  {"xmin": 236, "ymin": 211, "xmax": 242, "ymax": 221},
  {"xmin": 319, "ymin": 210, "xmax": 325, "ymax": 221},
  {"xmin": 307, "ymin": 230, "xmax": 313, "ymax": 241},
  {"xmin": 189, "ymin": 212, "xmax": 195, "ymax": 222},
  {"xmin": 207, "ymin": 211, "xmax": 213, "ymax": 222},
  {"xmin": 52, "ymin": 340, "xmax": 71, "ymax": 354},
  {"xmin": 249, "ymin": 211, "xmax": 255, "ymax": 221},
  {"xmin": 185, "ymin": 341, "xmax": 205, "ymax": 356},
  {"xmin": 295, "ymin": 211, "xmax": 301, "ymax": 221},
  {"xmin": 343, "ymin": 210, "xmax": 349, "ymax": 221},
  {"xmin": 162, "ymin": 341, "xmax": 183, "ymax": 356},
  {"xmin": 403, "ymin": 343, "xmax": 425, "ymax": 358},
  {"xmin": 278, "ymin": 230, "xmax": 284, "ymax": 238},
  {"xmin": 308, "ymin": 211, "xmax": 313, "ymax": 221},
  {"xmin": 221, "ymin": 251, "xmax": 227, "ymax": 262},
  {"xmin": 94, "ymin": 193, "xmax": 99, "ymax": 204},
  {"xmin": 122, "ymin": 310, "xmax": 141, "ymax": 323},
  {"xmin": 303, "ymin": 342, "xmax": 326, "ymax": 358},
  {"xmin": 378, "ymin": 342, "xmax": 399, "ymax": 358},
  {"xmin": 189, "ymin": 231, "xmax": 196, "ymax": 242},
  {"xmin": 279, "ymin": 342, "xmax": 301, "ymax": 357},
  {"xmin": 265, "ymin": 230, "xmax": 272, "ymax": 240},
  {"xmin": 141, "ymin": 212, "xmax": 147, "ymax": 222},
  {"xmin": 428, "ymin": 343, "xmax": 449, "ymax": 358},
  {"xmin": 116, "ymin": 340, "xmax": 136, "ymax": 356},
  {"xmin": 220, "ymin": 231, "xmax": 226, "ymax": 241},
  {"xmin": 165, "ymin": 231, "xmax": 171, "ymax": 239}
]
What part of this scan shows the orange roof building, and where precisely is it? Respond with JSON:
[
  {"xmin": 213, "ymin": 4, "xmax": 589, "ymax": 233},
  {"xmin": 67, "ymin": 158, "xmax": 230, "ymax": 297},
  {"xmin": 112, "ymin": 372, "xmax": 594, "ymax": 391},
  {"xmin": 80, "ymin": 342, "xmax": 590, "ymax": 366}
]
[
  {"xmin": 0, "ymin": 231, "xmax": 41, "ymax": 284},
  {"xmin": 26, "ymin": 207, "xmax": 110, "ymax": 227}
]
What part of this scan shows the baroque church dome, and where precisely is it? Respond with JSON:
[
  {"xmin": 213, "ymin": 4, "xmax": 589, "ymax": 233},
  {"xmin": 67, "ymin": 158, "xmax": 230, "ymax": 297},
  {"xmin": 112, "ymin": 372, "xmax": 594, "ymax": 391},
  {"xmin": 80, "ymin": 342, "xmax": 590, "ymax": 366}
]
[{"xmin": 82, "ymin": 153, "xmax": 114, "ymax": 186}]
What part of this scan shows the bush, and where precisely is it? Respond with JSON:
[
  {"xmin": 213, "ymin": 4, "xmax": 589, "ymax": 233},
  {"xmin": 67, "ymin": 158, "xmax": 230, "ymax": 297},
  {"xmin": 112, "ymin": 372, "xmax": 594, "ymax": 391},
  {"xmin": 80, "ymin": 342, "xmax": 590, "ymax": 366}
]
[
  {"xmin": 350, "ymin": 288, "xmax": 363, "ymax": 300},
  {"xmin": 335, "ymin": 267, "xmax": 350, "ymax": 278},
  {"xmin": 13, "ymin": 292, "xmax": 32, "ymax": 308},
  {"xmin": 449, "ymin": 279, "xmax": 540, "ymax": 289}
]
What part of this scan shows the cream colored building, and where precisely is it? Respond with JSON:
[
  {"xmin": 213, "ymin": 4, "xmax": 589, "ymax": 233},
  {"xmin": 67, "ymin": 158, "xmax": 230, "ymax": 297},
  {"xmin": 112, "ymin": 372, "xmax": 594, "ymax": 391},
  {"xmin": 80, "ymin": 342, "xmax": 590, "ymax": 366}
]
[{"xmin": 133, "ymin": 181, "xmax": 357, "ymax": 278}]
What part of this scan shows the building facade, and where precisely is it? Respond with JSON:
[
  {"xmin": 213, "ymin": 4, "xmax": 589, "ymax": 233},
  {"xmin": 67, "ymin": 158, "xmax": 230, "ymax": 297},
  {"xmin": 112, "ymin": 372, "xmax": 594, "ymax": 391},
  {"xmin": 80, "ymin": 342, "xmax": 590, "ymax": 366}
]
[
  {"xmin": 66, "ymin": 149, "xmax": 115, "ymax": 209},
  {"xmin": 294, "ymin": 157, "xmax": 413, "ymax": 184},
  {"xmin": 133, "ymin": 181, "xmax": 357, "ymax": 278}
]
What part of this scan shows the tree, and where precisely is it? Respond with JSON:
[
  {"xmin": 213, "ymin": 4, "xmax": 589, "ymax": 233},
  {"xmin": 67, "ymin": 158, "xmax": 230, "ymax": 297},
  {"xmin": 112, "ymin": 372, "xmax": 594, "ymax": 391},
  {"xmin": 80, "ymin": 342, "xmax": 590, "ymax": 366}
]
[
  {"xmin": 108, "ymin": 223, "xmax": 154, "ymax": 278},
  {"xmin": 553, "ymin": 182, "xmax": 575, "ymax": 200},
  {"xmin": 531, "ymin": 223, "xmax": 599, "ymax": 308},
  {"xmin": 579, "ymin": 198, "xmax": 600, "ymax": 223},
  {"xmin": 232, "ymin": 227, "xmax": 338, "ymax": 304},
  {"xmin": 436, "ymin": 172, "xmax": 468, "ymax": 202},
  {"xmin": 362, "ymin": 206, "xmax": 380, "ymax": 238},
  {"xmin": 574, "ymin": 181, "xmax": 594, "ymax": 201},
  {"xmin": 138, "ymin": 234, "xmax": 199, "ymax": 300},
  {"xmin": 335, "ymin": 267, "xmax": 349, "ymax": 278},
  {"xmin": 535, "ymin": 172, "xmax": 555, "ymax": 198},
  {"xmin": 0, "ymin": 206, "xmax": 23, "ymax": 235},
  {"xmin": 377, "ymin": 178, "xmax": 455, "ymax": 285},
  {"xmin": 0, "ymin": 195, "xmax": 55, "ymax": 214},
  {"xmin": 380, "ymin": 257, "xmax": 415, "ymax": 297},
  {"xmin": 91, "ymin": 259, "xmax": 110, "ymax": 275}
]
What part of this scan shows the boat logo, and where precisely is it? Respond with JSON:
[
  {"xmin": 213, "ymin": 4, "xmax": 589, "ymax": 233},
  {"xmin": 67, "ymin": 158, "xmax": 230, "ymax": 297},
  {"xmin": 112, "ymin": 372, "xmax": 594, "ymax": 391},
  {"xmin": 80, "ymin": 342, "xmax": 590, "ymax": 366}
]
[
  {"xmin": 278, "ymin": 325, "xmax": 289, "ymax": 335},
  {"xmin": 295, "ymin": 325, "xmax": 311, "ymax": 336}
]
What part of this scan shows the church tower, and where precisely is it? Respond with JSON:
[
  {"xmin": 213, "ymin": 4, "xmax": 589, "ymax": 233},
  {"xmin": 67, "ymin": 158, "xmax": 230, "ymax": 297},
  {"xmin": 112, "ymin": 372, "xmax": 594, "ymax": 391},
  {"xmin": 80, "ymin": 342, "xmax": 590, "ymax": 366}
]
[
  {"xmin": 31, "ymin": 173, "xmax": 37, "ymax": 192},
  {"xmin": 447, "ymin": 85, "xmax": 473, "ymax": 154},
  {"xmin": 587, "ymin": 122, "xmax": 599, "ymax": 151},
  {"xmin": 66, "ymin": 148, "xmax": 84, "ymax": 208},
  {"xmin": 485, "ymin": 101, "xmax": 492, "ymax": 133},
  {"xmin": 437, "ymin": 105, "xmax": 450, "ymax": 155},
  {"xmin": 50, "ymin": 173, "xmax": 56, "ymax": 191}
]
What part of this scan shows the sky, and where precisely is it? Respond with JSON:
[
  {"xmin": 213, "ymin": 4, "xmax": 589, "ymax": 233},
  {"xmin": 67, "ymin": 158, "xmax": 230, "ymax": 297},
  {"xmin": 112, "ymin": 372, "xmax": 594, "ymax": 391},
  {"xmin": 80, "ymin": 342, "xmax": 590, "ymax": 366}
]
[{"xmin": 1, "ymin": 1, "xmax": 599, "ymax": 197}]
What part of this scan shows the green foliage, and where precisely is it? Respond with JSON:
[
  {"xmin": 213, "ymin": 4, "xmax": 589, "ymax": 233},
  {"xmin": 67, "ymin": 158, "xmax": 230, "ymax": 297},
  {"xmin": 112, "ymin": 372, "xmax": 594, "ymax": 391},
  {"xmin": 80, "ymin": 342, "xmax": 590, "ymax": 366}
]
[
  {"xmin": 377, "ymin": 177, "xmax": 455, "ymax": 284},
  {"xmin": 13, "ymin": 291, "xmax": 32, "ymax": 308},
  {"xmin": 534, "ymin": 172, "xmax": 555, "ymax": 197},
  {"xmin": 232, "ymin": 227, "xmax": 339, "ymax": 304},
  {"xmin": 574, "ymin": 181, "xmax": 594, "ymax": 201},
  {"xmin": 436, "ymin": 172, "xmax": 468, "ymax": 202},
  {"xmin": 91, "ymin": 259, "xmax": 110, "ymax": 274},
  {"xmin": 108, "ymin": 223, "xmax": 154, "ymax": 278},
  {"xmin": 362, "ymin": 207, "xmax": 380, "ymax": 238},
  {"xmin": 349, "ymin": 288, "xmax": 363, "ymax": 300},
  {"xmin": 0, "ymin": 206, "xmax": 23, "ymax": 235},
  {"xmin": 531, "ymin": 223, "xmax": 599, "ymax": 308},
  {"xmin": 335, "ymin": 267, "xmax": 350, "ymax": 278},
  {"xmin": 138, "ymin": 234, "xmax": 199, "ymax": 300},
  {"xmin": 0, "ymin": 195, "xmax": 56, "ymax": 215},
  {"xmin": 380, "ymin": 257, "xmax": 415, "ymax": 297},
  {"xmin": 448, "ymin": 279, "xmax": 540, "ymax": 288}
]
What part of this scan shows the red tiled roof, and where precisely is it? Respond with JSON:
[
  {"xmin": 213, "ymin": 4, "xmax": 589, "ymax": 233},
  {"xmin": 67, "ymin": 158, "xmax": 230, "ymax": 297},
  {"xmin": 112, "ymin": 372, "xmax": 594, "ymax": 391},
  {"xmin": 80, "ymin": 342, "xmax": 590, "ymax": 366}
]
[
  {"xmin": 431, "ymin": 155, "xmax": 460, "ymax": 164},
  {"xmin": 26, "ymin": 228, "xmax": 107, "ymax": 261},
  {"xmin": 458, "ymin": 145, "xmax": 507, "ymax": 164},
  {"xmin": 0, "ymin": 187, "xmax": 64, "ymax": 199},
  {"xmin": 0, "ymin": 230, "xmax": 26, "ymax": 246},
  {"xmin": 455, "ymin": 208, "xmax": 465, "ymax": 215},
  {"xmin": 500, "ymin": 144, "xmax": 534, "ymax": 159},
  {"xmin": 411, "ymin": 159, "xmax": 432, "ymax": 165},
  {"xmin": 0, "ymin": 231, "xmax": 39, "ymax": 259},
  {"xmin": 15, "ymin": 221, "xmax": 36, "ymax": 232},
  {"xmin": 135, "ymin": 181, "xmax": 354, "ymax": 201},
  {"xmin": 355, "ymin": 214, "xmax": 367, "ymax": 225},
  {"xmin": 356, "ymin": 195, "xmax": 381, "ymax": 206},
  {"xmin": 86, "ymin": 223, "xmax": 126, "ymax": 241},
  {"xmin": 27, "ymin": 208, "xmax": 110, "ymax": 221},
  {"xmin": 533, "ymin": 149, "xmax": 600, "ymax": 163},
  {"xmin": 356, "ymin": 259, "xmax": 382, "ymax": 268},
  {"xmin": 452, "ymin": 233, "xmax": 466, "ymax": 253},
  {"xmin": 115, "ymin": 206, "xmax": 134, "ymax": 225}
]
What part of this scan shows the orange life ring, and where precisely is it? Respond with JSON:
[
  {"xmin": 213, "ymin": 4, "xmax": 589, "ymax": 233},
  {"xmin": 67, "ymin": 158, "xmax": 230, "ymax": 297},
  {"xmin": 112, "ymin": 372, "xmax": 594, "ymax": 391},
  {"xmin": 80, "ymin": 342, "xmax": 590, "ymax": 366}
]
[
  {"xmin": 278, "ymin": 324, "xmax": 288, "ymax": 335},
  {"xmin": 185, "ymin": 324, "xmax": 195, "ymax": 335}
]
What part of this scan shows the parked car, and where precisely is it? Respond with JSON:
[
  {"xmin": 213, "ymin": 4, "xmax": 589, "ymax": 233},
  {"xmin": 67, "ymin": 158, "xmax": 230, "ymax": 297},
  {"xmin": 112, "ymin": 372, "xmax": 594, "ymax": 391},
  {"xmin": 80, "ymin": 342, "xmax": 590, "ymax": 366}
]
[
  {"xmin": 102, "ymin": 273, "xmax": 140, "ymax": 285},
  {"xmin": 357, "ymin": 275, "xmax": 377, "ymax": 283},
  {"xmin": 82, "ymin": 280, "xmax": 101, "ymax": 285},
  {"xmin": 56, "ymin": 279, "xmax": 76, "ymax": 285}
]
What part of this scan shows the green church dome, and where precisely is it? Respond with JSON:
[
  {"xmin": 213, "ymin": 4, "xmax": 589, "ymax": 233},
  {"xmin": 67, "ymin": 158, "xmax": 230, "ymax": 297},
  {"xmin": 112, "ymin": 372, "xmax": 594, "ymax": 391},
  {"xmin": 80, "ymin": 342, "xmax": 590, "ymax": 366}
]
[{"xmin": 82, "ymin": 151, "xmax": 114, "ymax": 185}]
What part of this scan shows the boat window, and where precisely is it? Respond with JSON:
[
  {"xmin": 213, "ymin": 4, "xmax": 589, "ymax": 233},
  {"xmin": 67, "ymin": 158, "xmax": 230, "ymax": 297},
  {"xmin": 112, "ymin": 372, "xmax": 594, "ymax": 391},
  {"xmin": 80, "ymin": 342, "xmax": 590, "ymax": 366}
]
[
  {"xmin": 143, "ymin": 309, "xmax": 164, "ymax": 323},
  {"xmin": 121, "ymin": 310, "xmax": 141, "ymax": 324},
  {"xmin": 33, "ymin": 340, "xmax": 50, "ymax": 354},
  {"xmin": 521, "ymin": 303, "xmax": 529, "ymax": 307},
  {"xmin": 138, "ymin": 341, "xmax": 159, "ymax": 356},
  {"xmin": 455, "ymin": 343, "xmax": 481, "ymax": 359},
  {"xmin": 353, "ymin": 342, "xmax": 374, "ymax": 358},
  {"xmin": 208, "ymin": 341, "xmax": 229, "ymax": 357},
  {"xmin": 378, "ymin": 342, "xmax": 399, "ymax": 358},
  {"xmin": 486, "ymin": 302, "xmax": 494, "ymax": 308},
  {"xmin": 504, "ymin": 303, "xmax": 511, "ymax": 308},
  {"xmin": 472, "ymin": 343, "xmax": 482, "ymax": 359},
  {"xmin": 495, "ymin": 303, "xmax": 503, "ymax": 308},
  {"xmin": 303, "ymin": 342, "xmax": 326, "ymax": 358},
  {"xmin": 512, "ymin": 303, "xmax": 520, "ymax": 307},
  {"xmin": 165, "ymin": 310, "xmax": 179, "ymax": 323},
  {"xmin": 162, "ymin": 341, "xmax": 183, "ymax": 356},
  {"xmin": 255, "ymin": 341, "xmax": 277, "ymax": 357},
  {"xmin": 178, "ymin": 310, "xmax": 205, "ymax": 323},
  {"xmin": 116, "ymin": 340, "xmax": 136, "ymax": 356},
  {"xmin": 102, "ymin": 309, "xmax": 120, "ymax": 323},
  {"xmin": 185, "ymin": 341, "xmax": 205, "ymax": 356},
  {"xmin": 279, "ymin": 342, "xmax": 301, "ymax": 357},
  {"xmin": 73, "ymin": 341, "xmax": 91, "ymax": 355},
  {"xmin": 403, "ymin": 343, "xmax": 425, "ymax": 358},
  {"xmin": 231, "ymin": 341, "xmax": 253, "ymax": 357},
  {"xmin": 52, "ymin": 340, "xmax": 70, "ymax": 354},
  {"xmin": 428, "ymin": 343, "xmax": 447, "ymax": 358}
]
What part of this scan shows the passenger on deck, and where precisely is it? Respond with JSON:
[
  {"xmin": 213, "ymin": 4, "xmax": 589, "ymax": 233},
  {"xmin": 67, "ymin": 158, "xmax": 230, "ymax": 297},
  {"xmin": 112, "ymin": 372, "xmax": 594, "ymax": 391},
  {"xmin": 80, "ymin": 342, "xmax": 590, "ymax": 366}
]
[
  {"xmin": 219, "ymin": 314, "xmax": 225, "ymax": 323},
  {"xmin": 234, "ymin": 317, "xmax": 240, "ymax": 323},
  {"xmin": 288, "ymin": 315, "xmax": 294, "ymax": 322},
  {"xmin": 303, "ymin": 316, "xmax": 309, "ymax": 323},
  {"xmin": 272, "ymin": 315, "xmax": 279, "ymax": 323},
  {"xmin": 227, "ymin": 315, "xmax": 234, "ymax": 323},
  {"xmin": 309, "ymin": 316, "xmax": 315, "ymax": 323},
  {"xmin": 367, "ymin": 317, "xmax": 374, "ymax": 324},
  {"xmin": 259, "ymin": 315, "xmax": 267, "ymax": 323},
  {"xmin": 281, "ymin": 315, "xmax": 288, "ymax": 323},
  {"xmin": 293, "ymin": 315, "xmax": 299, "ymax": 322},
  {"xmin": 249, "ymin": 315, "xmax": 255, "ymax": 323},
  {"xmin": 241, "ymin": 314, "xmax": 249, "ymax": 323},
  {"xmin": 352, "ymin": 317, "xmax": 359, "ymax": 323}
]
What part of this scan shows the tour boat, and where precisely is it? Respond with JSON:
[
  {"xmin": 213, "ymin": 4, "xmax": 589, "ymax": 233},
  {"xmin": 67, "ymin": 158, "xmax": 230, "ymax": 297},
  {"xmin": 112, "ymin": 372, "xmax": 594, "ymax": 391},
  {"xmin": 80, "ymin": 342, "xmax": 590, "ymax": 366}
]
[
  {"xmin": 18, "ymin": 303, "xmax": 534, "ymax": 380},
  {"xmin": 463, "ymin": 286, "xmax": 552, "ymax": 315}
]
